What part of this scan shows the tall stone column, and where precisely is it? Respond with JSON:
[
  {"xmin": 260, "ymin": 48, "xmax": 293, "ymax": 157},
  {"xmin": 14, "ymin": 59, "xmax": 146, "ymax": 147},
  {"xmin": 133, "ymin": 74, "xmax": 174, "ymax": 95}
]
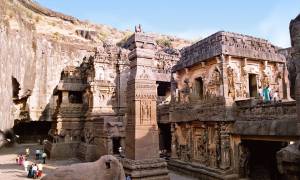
[{"xmin": 121, "ymin": 32, "xmax": 169, "ymax": 180}]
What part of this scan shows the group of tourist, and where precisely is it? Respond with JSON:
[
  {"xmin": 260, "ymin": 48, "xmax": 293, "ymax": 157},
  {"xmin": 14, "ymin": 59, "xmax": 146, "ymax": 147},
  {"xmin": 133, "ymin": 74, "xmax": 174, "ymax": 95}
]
[
  {"xmin": 27, "ymin": 163, "xmax": 43, "ymax": 179},
  {"xmin": 15, "ymin": 147, "xmax": 46, "ymax": 179},
  {"xmin": 16, "ymin": 154, "xmax": 27, "ymax": 165},
  {"xmin": 35, "ymin": 149, "xmax": 47, "ymax": 164},
  {"xmin": 258, "ymin": 85, "xmax": 279, "ymax": 103}
]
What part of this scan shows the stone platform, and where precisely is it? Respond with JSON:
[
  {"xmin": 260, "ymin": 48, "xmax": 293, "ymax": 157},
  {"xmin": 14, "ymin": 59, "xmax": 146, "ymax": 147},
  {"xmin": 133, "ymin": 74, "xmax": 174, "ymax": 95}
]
[
  {"xmin": 168, "ymin": 159, "xmax": 238, "ymax": 180},
  {"xmin": 44, "ymin": 141, "xmax": 79, "ymax": 159},
  {"xmin": 120, "ymin": 158, "xmax": 169, "ymax": 180}
]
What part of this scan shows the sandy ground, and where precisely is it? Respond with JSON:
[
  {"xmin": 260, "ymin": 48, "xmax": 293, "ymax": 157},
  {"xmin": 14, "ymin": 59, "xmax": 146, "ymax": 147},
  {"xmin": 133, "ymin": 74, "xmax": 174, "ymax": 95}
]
[{"xmin": 0, "ymin": 143, "xmax": 196, "ymax": 180}]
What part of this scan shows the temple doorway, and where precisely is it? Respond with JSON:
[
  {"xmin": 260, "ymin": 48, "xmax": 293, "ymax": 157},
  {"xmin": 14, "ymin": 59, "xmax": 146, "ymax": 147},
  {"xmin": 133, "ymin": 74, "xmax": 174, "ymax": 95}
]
[
  {"xmin": 195, "ymin": 77, "xmax": 204, "ymax": 99},
  {"xmin": 158, "ymin": 123, "xmax": 171, "ymax": 158},
  {"xmin": 248, "ymin": 74, "xmax": 258, "ymax": 97},
  {"xmin": 242, "ymin": 140, "xmax": 287, "ymax": 180}
]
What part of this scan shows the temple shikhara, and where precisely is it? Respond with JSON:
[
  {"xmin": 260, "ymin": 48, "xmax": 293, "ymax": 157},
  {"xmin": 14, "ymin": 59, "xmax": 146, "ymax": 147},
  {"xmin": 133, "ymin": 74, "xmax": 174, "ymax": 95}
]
[{"xmin": 0, "ymin": 1, "xmax": 299, "ymax": 180}]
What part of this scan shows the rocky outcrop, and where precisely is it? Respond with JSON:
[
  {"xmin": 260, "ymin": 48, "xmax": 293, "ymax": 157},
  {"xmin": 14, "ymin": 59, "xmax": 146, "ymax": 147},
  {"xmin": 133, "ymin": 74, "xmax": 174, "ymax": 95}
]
[
  {"xmin": 276, "ymin": 13, "xmax": 300, "ymax": 179},
  {"xmin": 0, "ymin": 0, "xmax": 190, "ymax": 132},
  {"xmin": 41, "ymin": 155, "xmax": 125, "ymax": 180},
  {"xmin": 18, "ymin": 0, "xmax": 80, "ymax": 23}
]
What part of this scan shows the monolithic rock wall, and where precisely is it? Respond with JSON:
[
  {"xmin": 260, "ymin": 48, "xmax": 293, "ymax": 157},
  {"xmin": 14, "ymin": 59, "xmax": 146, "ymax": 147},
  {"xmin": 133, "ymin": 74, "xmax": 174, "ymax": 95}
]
[{"xmin": 0, "ymin": 0, "xmax": 93, "ymax": 131}]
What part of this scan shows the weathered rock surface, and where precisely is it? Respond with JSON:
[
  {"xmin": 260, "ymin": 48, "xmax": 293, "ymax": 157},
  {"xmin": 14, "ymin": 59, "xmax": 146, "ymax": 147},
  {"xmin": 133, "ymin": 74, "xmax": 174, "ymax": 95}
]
[
  {"xmin": 41, "ymin": 155, "xmax": 125, "ymax": 180},
  {"xmin": 0, "ymin": 0, "xmax": 190, "ymax": 132},
  {"xmin": 276, "ymin": 13, "xmax": 300, "ymax": 180}
]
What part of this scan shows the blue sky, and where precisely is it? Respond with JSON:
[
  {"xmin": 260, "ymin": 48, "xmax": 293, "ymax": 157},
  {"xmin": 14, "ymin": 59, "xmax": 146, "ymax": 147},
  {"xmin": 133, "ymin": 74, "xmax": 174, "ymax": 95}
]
[{"xmin": 35, "ymin": 0, "xmax": 300, "ymax": 48}]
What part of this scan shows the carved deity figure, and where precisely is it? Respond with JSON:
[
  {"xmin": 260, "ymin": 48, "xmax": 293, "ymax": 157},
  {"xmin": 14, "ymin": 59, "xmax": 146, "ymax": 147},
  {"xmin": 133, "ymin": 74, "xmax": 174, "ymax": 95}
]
[
  {"xmin": 84, "ymin": 127, "xmax": 95, "ymax": 144},
  {"xmin": 181, "ymin": 79, "xmax": 191, "ymax": 103},
  {"xmin": 238, "ymin": 143, "xmax": 250, "ymax": 178},
  {"xmin": 227, "ymin": 66, "xmax": 235, "ymax": 98},
  {"xmin": 220, "ymin": 123, "xmax": 231, "ymax": 170},
  {"xmin": 141, "ymin": 101, "xmax": 151, "ymax": 122}
]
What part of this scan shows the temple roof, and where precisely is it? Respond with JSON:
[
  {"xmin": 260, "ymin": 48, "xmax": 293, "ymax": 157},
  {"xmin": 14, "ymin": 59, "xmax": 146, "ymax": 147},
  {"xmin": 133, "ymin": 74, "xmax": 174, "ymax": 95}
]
[{"xmin": 172, "ymin": 31, "xmax": 285, "ymax": 72}]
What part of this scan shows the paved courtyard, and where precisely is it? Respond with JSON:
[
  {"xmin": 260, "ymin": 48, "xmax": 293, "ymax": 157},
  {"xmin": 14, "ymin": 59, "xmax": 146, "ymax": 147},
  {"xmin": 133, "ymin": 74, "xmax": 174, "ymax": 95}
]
[{"xmin": 0, "ymin": 143, "xmax": 196, "ymax": 180}]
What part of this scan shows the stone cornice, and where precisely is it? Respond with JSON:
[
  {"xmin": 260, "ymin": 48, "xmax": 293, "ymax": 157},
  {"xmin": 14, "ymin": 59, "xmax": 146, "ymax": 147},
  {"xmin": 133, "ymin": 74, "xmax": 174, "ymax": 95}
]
[{"xmin": 173, "ymin": 31, "xmax": 285, "ymax": 72}]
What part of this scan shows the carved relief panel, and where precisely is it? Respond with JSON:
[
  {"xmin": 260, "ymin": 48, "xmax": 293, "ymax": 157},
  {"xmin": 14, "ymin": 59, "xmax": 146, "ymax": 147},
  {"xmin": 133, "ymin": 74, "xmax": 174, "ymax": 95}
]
[{"xmin": 193, "ymin": 126, "xmax": 208, "ymax": 164}]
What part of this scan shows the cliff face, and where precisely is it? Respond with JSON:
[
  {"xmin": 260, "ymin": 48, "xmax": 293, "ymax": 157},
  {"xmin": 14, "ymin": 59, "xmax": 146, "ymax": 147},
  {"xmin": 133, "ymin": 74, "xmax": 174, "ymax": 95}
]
[
  {"xmin": 0, "ymin": 0, "xmax": 190, "ymax": 131},
  {"xmin": 0, "ymin": 0, "xmax": 93, "ymax": 131}
]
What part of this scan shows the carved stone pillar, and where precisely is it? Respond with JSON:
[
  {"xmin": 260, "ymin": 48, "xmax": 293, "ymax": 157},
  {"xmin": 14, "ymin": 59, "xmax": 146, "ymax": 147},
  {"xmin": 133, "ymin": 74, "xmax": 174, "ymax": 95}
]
[
  {"xmin": 121, "ymin": 32, "xmax": 169, "ymax": 179},
  {"xmin": 221, "ymin": 54, "xmax": 230, "ymax": 102},
  {"xmin": 220, "ymin": 123, "xmax": 231, "ymax": 170},
  {"xmin": 171, "ymin": 123, "xmax": 178, "ymax": 159}
]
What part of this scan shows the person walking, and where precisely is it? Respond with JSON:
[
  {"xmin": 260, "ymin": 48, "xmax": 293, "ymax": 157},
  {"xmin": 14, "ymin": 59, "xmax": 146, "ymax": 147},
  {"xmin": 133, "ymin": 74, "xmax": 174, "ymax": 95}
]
[
  {"xmin": 42, "ymin": 152, "xmax": 47, "ymax": 164},
  {"xmin": 27, "ymin": 164, "xmax": 33, "ymax": 178},
  {"xmin": 25, "ymin": 147, "xmax": 30, "ymax": 157},
  {"xmin": 16, "ymin": 155, "xmax": 19, "ymax": 164},
  {"xmin": 23, "ymin": 158, "xmax": 29, "ymax": 172},
  {"xmin": 35, "ymin": 149, "xmax": 40, "ymax": 160}
]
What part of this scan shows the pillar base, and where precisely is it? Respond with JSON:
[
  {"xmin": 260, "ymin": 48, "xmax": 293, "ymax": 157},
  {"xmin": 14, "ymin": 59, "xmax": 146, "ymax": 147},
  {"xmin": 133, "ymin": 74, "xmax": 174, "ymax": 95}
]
[{"xmin": 120, "ymin": 158, "xmax": 169, "ymax": 180}]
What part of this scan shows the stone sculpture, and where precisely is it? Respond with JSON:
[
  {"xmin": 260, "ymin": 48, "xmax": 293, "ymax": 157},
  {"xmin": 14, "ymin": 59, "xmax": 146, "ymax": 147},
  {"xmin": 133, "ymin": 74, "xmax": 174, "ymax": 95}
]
[{"xmin": 41, "ymin": 155, "xmax": 125, "ymax": 180}]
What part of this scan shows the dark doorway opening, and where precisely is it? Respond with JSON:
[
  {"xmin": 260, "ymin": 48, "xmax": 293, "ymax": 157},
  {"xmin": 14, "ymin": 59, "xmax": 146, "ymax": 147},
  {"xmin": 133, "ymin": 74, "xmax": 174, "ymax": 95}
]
[
  {"xmin": 157, "ymin": 81, "xmax": 171, "ymax": 96},
  {"xmin": 13, "ymin": 121, "xmax": 51, "ymax": 143},
  {"xmin": 157, "ymin": 81, "xmax": 171, "ymax": 104},
  {"xmin": 195, "ymin": 77, "xmax": 204, "ymax": 99},
  {"xmin": 112, "ymin": 137, "xmax": 121, "ymax": 154},
  {"xmin": 158, "ymin": 123, "xmax": 171, "ymax": 157},
  {"xmin": 249, "ymin": 74, "xmax": 258, "ymax": 97},
  {"xmin": 242, "ymin": 140, "xmax": 287, "ymax": 180},
  {"xmin": 69, "ymin": 91, "xmax": 83, "ymax": 104}
]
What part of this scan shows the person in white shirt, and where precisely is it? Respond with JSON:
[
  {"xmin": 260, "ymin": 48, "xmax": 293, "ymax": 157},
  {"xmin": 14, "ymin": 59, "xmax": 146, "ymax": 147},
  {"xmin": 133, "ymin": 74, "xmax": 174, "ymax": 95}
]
[
  {"xmin": 273, "ymin": 90, "xmax": 279, "ymax": 102},
  {"xmin": 35, "ymin": 149, "xmax": 40, "ymax": 160},
  {"xmin": 42, "ymin": 152, "xmax": 47, "ymax": 164},
  {"xmin": 23, "ymin": 160, "xmax": 28, "ymax": 172},
  {"xmin": 32, "ymin": 164, "xmax": 38, "ymax": 178}
]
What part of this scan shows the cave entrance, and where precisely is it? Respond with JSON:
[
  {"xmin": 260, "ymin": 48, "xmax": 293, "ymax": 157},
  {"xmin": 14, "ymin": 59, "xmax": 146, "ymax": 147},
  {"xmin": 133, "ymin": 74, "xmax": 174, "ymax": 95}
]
[
  {"xmin": 13, "ymin": 121, "xmax": 51, "ymax": 143},
  {"xmin": 242, "ymin": 140, "xmax": 287, "ymax": 180}
]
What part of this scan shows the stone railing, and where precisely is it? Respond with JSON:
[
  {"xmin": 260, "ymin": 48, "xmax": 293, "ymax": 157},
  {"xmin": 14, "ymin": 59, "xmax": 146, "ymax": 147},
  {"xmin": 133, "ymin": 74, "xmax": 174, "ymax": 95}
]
[
  {"xmin": 169, "ymin": 97, "xmax": 228, "ymax": 122},
  {"xmin": 235, "ymin": 100, "xmax": 297, "ymax": 121}
]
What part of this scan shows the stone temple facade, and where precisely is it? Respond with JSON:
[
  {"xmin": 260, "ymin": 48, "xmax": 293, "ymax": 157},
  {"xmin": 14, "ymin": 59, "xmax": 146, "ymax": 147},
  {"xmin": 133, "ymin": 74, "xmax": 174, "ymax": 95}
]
[
  {"xmin": 42, "ymin": 31, "xmax": 177, "ymax": 179},
  {"xmin": 1, "ymin": 1, "xmax": 300, "ymax": 179},
  {"xmin": 158, "ymin": 31, "xmax": 300, "ymax": 179}
]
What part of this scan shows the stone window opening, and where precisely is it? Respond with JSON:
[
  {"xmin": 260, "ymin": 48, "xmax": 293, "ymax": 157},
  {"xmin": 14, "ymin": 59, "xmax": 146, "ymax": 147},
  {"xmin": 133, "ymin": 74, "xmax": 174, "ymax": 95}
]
[
  {"xmin": 248, "ymin": 74, "xmax": 258, "ymax": 98},
  {"xmin": 68, "ymin": 91, "xmax": 83, "ymax": 104},
  {"xmin": 157, "ymin": 81, "xmax": 171, "ymax": 104},
  {"xmin": 195, "ymin": 77, "xmax": 204, "ymax": 99}
]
